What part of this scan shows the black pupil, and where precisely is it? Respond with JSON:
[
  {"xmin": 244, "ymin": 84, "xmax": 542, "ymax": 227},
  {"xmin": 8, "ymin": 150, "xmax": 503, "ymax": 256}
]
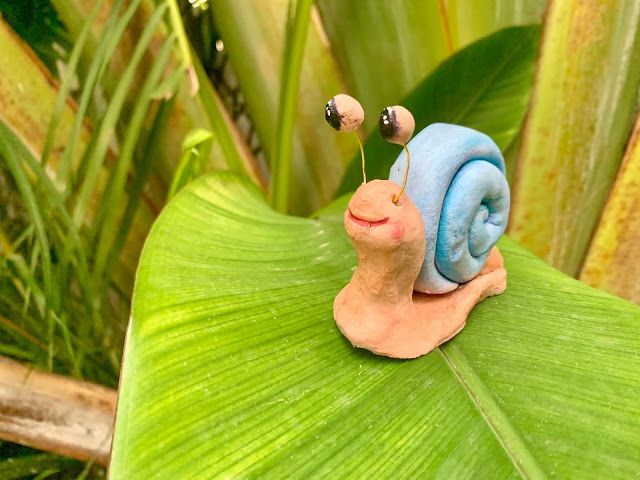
[
  {"xmin": 325, "ymin": 99, "xmax": 341, "ymax": 130},
  {"xmin": 379, "ymin": 107, "xmax": 396, "ymax": 140}
]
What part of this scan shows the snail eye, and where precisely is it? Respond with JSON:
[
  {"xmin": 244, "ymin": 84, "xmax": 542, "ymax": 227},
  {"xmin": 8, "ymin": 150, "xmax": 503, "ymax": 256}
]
[
  {"xmin": 379, "ymin": 105, "xmax": 415, "ymax": 145},
  {"xmin": 379, "ymin": 105, "xmax": 415, "ymax": 204},
  {"xmin": 324, "ymin": 94, "xmax": 364, "ymax": 132}
]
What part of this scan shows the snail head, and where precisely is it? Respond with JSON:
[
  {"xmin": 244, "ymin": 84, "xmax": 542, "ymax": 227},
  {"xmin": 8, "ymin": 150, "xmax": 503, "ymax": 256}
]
[{"xmin": 345, "ymin": 180, "xmax": 424, "ymax": 257}]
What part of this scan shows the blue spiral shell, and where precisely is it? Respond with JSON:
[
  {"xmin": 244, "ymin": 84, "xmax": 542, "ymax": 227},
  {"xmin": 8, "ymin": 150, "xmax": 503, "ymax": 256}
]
[{"xmin": 388, "ymin": 123, "xmax": 510, "ymax": 294}]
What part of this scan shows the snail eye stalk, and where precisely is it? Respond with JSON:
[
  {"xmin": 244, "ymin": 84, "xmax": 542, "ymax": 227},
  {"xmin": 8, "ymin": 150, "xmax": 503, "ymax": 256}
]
[
  {"xmin": 379, "ymin": 106, "xmax": 415, "ymax": 203},
  {"xmin": 325, "ymin": 94, "xmax": 367, "ymax": 184}
]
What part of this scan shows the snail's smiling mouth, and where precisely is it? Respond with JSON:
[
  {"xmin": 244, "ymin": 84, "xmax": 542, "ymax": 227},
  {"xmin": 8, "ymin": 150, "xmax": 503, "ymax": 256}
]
[{"xmin": 347, "ymin": 209, "xmax": 389, "ymax": 228}]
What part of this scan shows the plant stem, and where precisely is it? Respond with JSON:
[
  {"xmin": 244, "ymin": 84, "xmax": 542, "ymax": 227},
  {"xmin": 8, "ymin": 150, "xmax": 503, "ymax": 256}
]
[
  {"xmin": 166, "ymin": 0, "xmax": 199, "ymax": 95},
  {"xmin": 270, "ymin": 0, "xmax": 314, "ymax": 213},
  {"xmin": 0, "ymin": 356, "xmax": 116, "ymax": 466},
  {"xmin": 192, "ymin": 57, "xmax": 262, "ymax": 186}
]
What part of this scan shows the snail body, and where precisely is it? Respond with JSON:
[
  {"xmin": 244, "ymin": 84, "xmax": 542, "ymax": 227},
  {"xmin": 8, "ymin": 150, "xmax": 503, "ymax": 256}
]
[{"xmin": 333, "ymin": 123, "xmax": 509, "ymax": 358}]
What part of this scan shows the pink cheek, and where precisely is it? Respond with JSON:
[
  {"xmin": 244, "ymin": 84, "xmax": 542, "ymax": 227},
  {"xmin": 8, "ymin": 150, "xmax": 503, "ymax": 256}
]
[{"xmin": 391, "ymin": 224, "xmax": 405, "ymax": 241}]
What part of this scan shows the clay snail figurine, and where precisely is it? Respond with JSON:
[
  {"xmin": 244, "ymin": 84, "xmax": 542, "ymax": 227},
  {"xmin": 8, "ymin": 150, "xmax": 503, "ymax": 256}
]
[{"xmin": 325, "ymin": 94, "xmax": 509, "ymax": 359}]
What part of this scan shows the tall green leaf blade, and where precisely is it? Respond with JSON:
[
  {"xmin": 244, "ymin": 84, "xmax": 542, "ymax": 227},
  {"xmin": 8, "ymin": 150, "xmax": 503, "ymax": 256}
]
[
  {"xmin": 447, "ymin": 0, "xmax": 546, "ymax": 49},
  {"xmin": 315, "ymin": 0, "xmax": 447, "ymax": 134},
  {"xmin": 71, "ymin": 2, "xmax": 166, "ymax": 227},
  {"xmin": 0, "ymin": 18, "xmax": 91, "ymax": 175},
  {"xmin": 40, "ymin": 0, "xmax": 106, "ymax": 168},
  {"xmin": 111, "ymin": 173, "xmax": 640, "ymax": 478},
  {"xmin": 316, "ymin": 0, "xmax": 546, "ymax": 134},
  {"xmin": 54, "ymin": 0, "xmax": 258, "ymax": 190},
  {"xmin": 270, "ymin": 0, "xmax": 314, "ymax": 213},
  {"xmin": 509, "ymin": 0, "xmax": 640, "ymax": 276},
  {"xmin": 0, "ymin": 12, "xmax": 165, "ymax": 381},
  {"xmin": 580, "ymin": 115, "xmax": 640, "ymax": 303},
  {"xmin": 91, "ymin": 35, "xmax": 176, "ymax": 281},
  {"xmin": 56, "ymin": 0, "xmax": 129, "ymax": 186},
  {"xmin": 339, "ymin": 26, "xmax": 540, "ymax": 194},
  {"xmin": 210, "ymin": 0, "xmax": 354, "ymax": 214},
  {"xmin": 0, "ymin": 118, "xmax": 130, "ymax": 378},
  {"xmin": 0, "ymin": 123, "xmax": 54, "ymax": 349}
]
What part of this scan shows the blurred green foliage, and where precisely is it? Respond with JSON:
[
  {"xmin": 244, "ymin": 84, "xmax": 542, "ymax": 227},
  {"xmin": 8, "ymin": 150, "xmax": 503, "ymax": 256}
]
[{"xmin": 0, "ymin": 0, "xmax": 70, "ymax": 73}]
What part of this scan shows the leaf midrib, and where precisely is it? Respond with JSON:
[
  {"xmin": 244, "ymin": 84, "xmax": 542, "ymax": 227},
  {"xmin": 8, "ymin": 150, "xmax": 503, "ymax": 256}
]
[
  {"xmin": 308, "ymin": 178, "xmax": 548, "ymax": 477},
  {"xmin": 439, "ymin": 343, "xmax": 548, "ymax": 479},
  {"xmin": 434, "ymin": 33, "xmax": 545, "ymax": 478}
]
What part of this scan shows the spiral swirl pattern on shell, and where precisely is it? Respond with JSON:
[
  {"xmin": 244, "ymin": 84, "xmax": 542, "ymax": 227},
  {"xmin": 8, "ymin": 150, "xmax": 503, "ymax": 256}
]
[{"xmin": 388, "ymin": 123, "xmax": 510, "ymax": 294}]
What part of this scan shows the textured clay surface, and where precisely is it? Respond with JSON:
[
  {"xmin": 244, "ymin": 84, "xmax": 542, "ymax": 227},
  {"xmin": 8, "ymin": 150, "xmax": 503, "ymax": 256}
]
[{"xmin": 334, "ymin": 180, "xmax": 507, "ymax": 359}]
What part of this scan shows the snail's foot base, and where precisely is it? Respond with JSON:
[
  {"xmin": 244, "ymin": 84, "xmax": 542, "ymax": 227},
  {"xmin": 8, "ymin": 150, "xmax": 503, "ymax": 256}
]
[{"xmin": 334, "ymin": 247, "xmax": 506, "ymax": 359}]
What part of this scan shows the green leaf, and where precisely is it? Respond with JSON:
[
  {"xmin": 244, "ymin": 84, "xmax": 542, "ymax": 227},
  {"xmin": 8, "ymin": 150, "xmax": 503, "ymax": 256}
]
[
  {"xmin": 40, "ymin": 0, "xmax": 106, "ymax": 168},
  {"xmin": 0, "ymin": 0, "xmax": 72, "ymax": 73},
  {"xmin": 71, "ymin": 1, "xmax": 167, "ymax": 227},
  {"xmin": 0, "ymin": 452, "xmax": 82, "ymax": 480},
  {"xmin": 580, "ymin": 114, "xmax": 640, "ymax": 303},
  {"xmin": 446, "ymin": 0, "xmax": 546, "ymax": 50},
  {"xmin": 56, "ymin": 0, "xmax": 131, "ymax": 187},
  {"xmin": 0, "ymin": 3, "xmax": 166, "ymax": 384},
  {"xmin": 316, "ymin": 0, "xmax": 449, "ymax": 134},
  {"xmin": 92, "ymin": 34, "xmax": 177, "ymax": 281},
  {"xmin": 339, "ymin": 26, "xmax": 540, "ymax": 194},
  {"xmin": 181, "ymin": 128, "xmax": 214, "ymax": 151},
  {"xmin": 316, "ymin": 0, "xmax": 546, "ymax": 135},
  {"xmin": 191, "ymin": 57, "xmax": 262, "ymax": 185},
  {"xmin": 0, "ymin": 121, "xmax": 55, "ymax": 366},
  {"xmin": 210, "ymin": 0, "xmax": 354, "ymax": 214},
  {"xmin": 270, "ymin": 0, "xmax": 314, "ymax": 213},
  {"xmin": 509, "ymin": 0, "xmax": 640, "ymax": 276},
  {"xmin": 0, "ymin": 17, "xmax": 91, "ymax": 182},
  {"xmin": 111, "ymin": 173, "xmax": 640, "ymax": 478},
  {"xmin": 54, "ymin": 0, "xmax": 258, "ymax": 189},
  {"xmin": 167, "ymin": 128, "xmax": 214, "ymax": 201}
]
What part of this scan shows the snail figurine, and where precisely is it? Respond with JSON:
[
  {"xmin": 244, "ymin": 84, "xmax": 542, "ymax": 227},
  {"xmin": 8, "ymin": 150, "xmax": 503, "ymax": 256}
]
[{"xmin": 325, "ymin": 94, "xmax": 509, "ymax": 359}]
